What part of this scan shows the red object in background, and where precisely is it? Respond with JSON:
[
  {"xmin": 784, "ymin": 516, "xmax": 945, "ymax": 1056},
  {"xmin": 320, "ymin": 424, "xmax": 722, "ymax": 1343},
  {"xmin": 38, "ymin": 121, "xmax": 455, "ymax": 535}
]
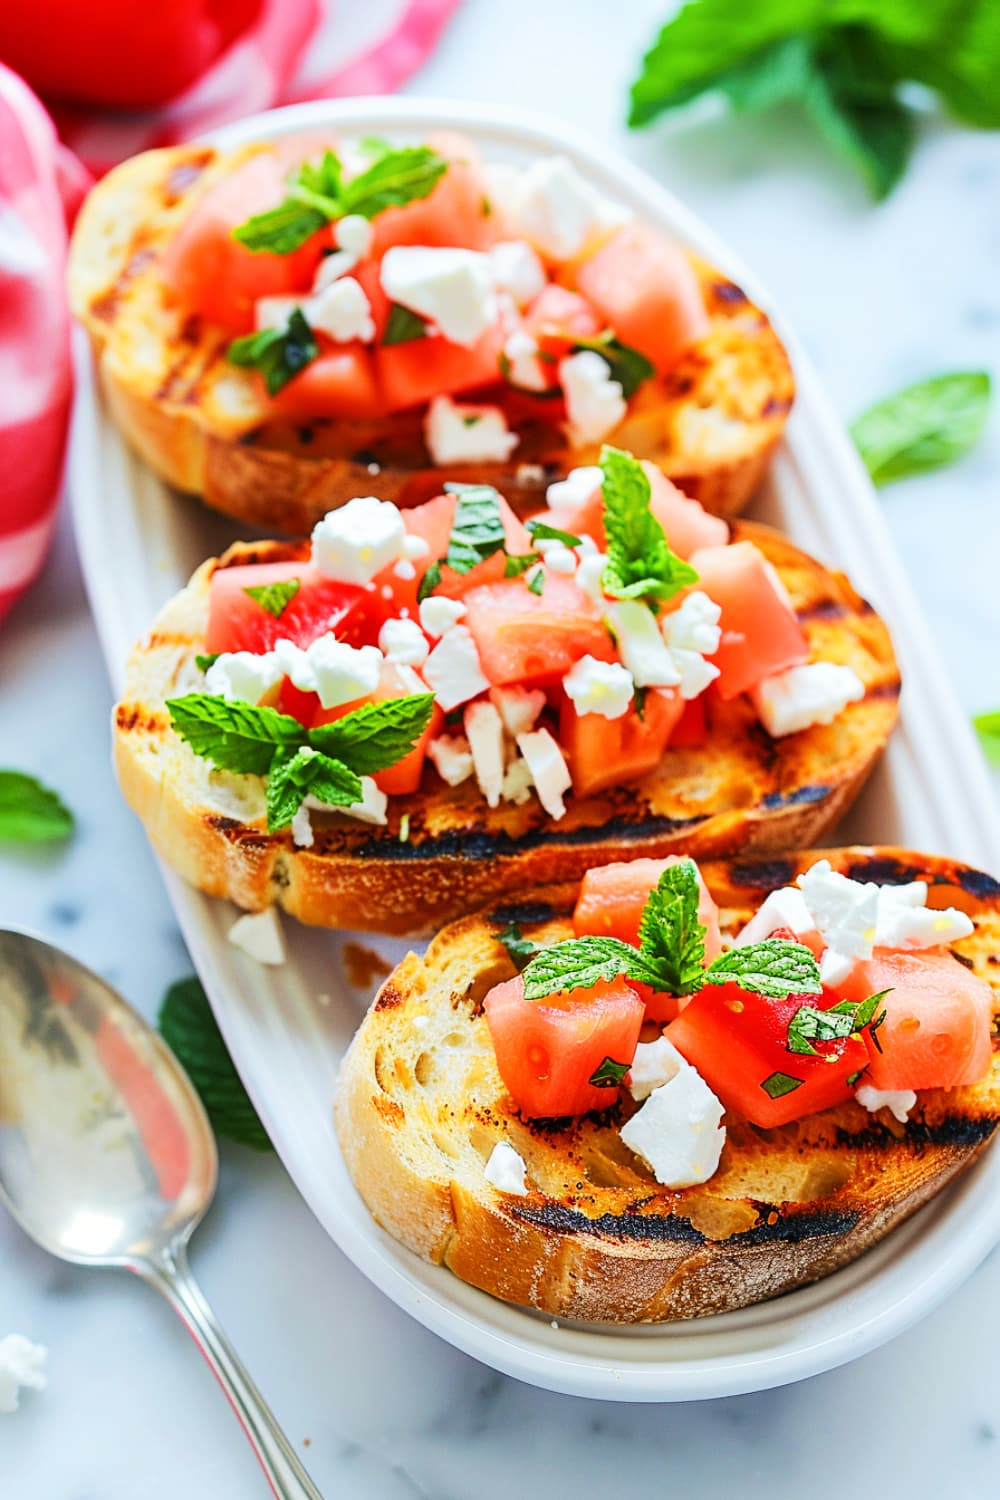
[
  {"xmin": 0, "ymin": 65, "xmax": 81, "ymax": 623},
  {"xmin": 0, "ymin": 1, "xmax": 262, "ymax": 110}
]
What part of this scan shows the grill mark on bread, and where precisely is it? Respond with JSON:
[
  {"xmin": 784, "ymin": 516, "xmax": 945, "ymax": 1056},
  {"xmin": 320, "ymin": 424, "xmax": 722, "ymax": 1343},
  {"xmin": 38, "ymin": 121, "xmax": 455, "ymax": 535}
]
[
  {"xmin": 865, "ymin": 678, "xmax": 903, "ymax": 701},
  {"xmin": 732, "ymin": 1205, "xmax": 861, "ymax": 1246},
  {"xmin": 838, "ymin": 1115, "xmax": 999, "ymax": 1151},
  {"xmin": 163, "ymin": 152, "xmax": 213, "ymax": 204},
  {"xmin": 488, "ymin": 900, "xmax": 569, "ymax": 926},
  {"xmin": 114, "ymin": 703, "xmax": 166, "ymax": 734},
  {"xmin": 89, "ymin": 244, "xmax": 158, "ymax": 324},
  {"xmin": 512, "ymin": 1203, "xmax": 706, "ymax": 1243},
  {"xmin": 796, "ymin": 599, "xmax": 848, "ymax": 623},
  {"xmin": 351, "ymin": 812, "xmax": 713, "ymax": 863},
  {"xmin": 204, "ymin": 814, "xmax": 273, "ymax": 850},
  {"xmin": 761, "ymin": 783, "xmax": 831, "ymax": 812},
  {"xmin": 374, "ymin": 982, "xmax": 405, "ymax": 1012}
]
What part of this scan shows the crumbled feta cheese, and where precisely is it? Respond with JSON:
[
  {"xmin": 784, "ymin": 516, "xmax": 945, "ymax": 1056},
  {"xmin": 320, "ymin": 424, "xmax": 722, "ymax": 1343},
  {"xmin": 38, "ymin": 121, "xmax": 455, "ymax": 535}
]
[
  {"xmin": 308, "ymin": 276, "xmax": 375, "ymax": 343},
  {"xmin": 875, "ymin": 881, "xmax": 973, "ymax": 949},
  {"xmin": 380, "ymin": 245, "xmax": 498, "ymax": 346},
  {"xmin": 335, "ymin": 213, "xmax": 373, "ymax": 259},
  {"xmin": 204, "ymin": 650, "xmax": 283, "ymax": 705},
  {"xmin": 734, "ymin": 887, "xmax": 815, "ymax": 946},
  {"xmin": 501, "ymin": 755, "xmax": 535, "ymax": 805},
  {"xmin": 546, "ymin": 465, "xmax": 602, "ymax": 512},
  {"xmin": 563, "ymin": 655, "xmax": 634, "ymax": 719},
  {"xmin": 515, "ymin": 728, "xmax": 572, "ymax": 818},
  {"xmin": 311, "ymin": 495, "xmax": 409, "ymax": 584},
  {"xmin": 576, "ymin": 550, "xmax": 608, "ymax": 605},
  {"xmin": 0, "ymin": 1336, "xmax": 47, "ymax": 1414},
  {"xmin": 620, "ymin": 1062, "xmax": 726, "ymax": 1188},
  {"xmin": 404, "ymin": 533, "xmax": 431, "ymax": 560},
  {"xmin": 502, "ymin": 328, "xmax": 546, "ymax": 390},
  {"xmin": 628, "ymin": 1036, "xmax": 687, "ymax": 1102},
  {"xmin": 254, "ymin": 295, "xmax": 304, "ymax": 331},
  {"xmin": 312, "ymin": 250, "xmax": 356, "ymax": 290},
  {"xmin": 419, "ymin": 594, "xmax": 466, "ymax": 638},
  {"xmin": 484, "ymin": 1140, "xmax": 528, "ymax": 1195},
  {"xmin": 342, "ymin": 776, "xmax": 388, "ymax": 826},
  {"xmin": 424, "ymin": 395, "xmax": 519, "ymax": 465},
  {"xmin": 670, "ymin": 648, "xmax": 720, "ymax": 701},
  {"xmin": 393, "ymin": 559, "xmax": 416, "ymax": 581},
  {"xmin": 489, "ymin": 239, "xmax": 547, "ymax": 307},
  {"xmin": 427, "ymin": 734, "xmax": 475, "ymax": 786},
  {"xmin": 661, "ymin": 591, "xmax": 722, "ymax": 656},
  {"xmin": 423, "ymin": 626, "xmax": 490, "ymax": 711},
  {"xmin": 514, "ymin": 155, "xmax": 629, "ymax": 261},
  {"xmin": 291, "ymin": 804, "xmax": 314, "ymax": 848},
  {"xmin": 607, "ymin": 600, "xmax": 681, "ymax": 688},
  {"xmin": 464, "ymin": 700, "xmax": 506, "ymax": 808},
  {"xmin": 378, "ymin": 616, "xmax": 429, "ymax": 666},
  {"xmin": 856, "ymin": 1085, "xmax": 917, "ymax": 1124},
  {"xmin": 228, "ymin": 908, "xmax": 286, "ymax": 965},
  {"xmin": 798, "ymin": 860, "xmax": 878, "ymax": 978},
  {"xmin": 559, "ymin": 350, "xmax": 626, "ymax": 446},
  {"xmin": 752, "ymin": 662, "xmax": 865, "ymax": 738},
  {"xmin": 489, "ymin": 684, "xmax": 545, "ymax": 737},
  {"xmin": 538, "ymin": 540, "xmax": 577, "ymax": 575},
  {"xmin": 281, "ymin": 636, "xmax": 382, "ymax": 710}
]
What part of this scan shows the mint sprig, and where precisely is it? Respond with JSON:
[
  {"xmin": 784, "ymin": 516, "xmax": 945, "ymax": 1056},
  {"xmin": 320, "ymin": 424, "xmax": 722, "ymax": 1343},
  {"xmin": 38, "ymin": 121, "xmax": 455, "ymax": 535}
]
[
  {"xmin": 166, "ymin": 691, "xmax": 434, "ymax": 831},
  {"xmin": 628, "ymin": 860, "xmax": 706, "ymax": 996},
  {"xmin": 243, "ymin": 579, "xmax": 300, "ymax": 619},
  {"xmin": 233, "ymin": 143, "xmax": 447, "ymax": 255},
  {"xmin": 599, "ymin": 446, "xmax": 699, "ymax": 605},
  {"xmin": 158, "ymin": 977, "xmax": 272, "ymax": 1151},
  {"xmin": 228, "ymin": 308, "xmax": 318, "ymax": 395},
  {"xmin": 0, "ymin": 771, "xmax": 74, "ymax": 844}
]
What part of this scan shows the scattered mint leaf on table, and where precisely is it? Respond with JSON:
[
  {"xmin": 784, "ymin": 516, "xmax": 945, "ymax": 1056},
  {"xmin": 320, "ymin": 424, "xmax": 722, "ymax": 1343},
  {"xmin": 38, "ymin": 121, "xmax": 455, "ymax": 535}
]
[
  {"xmin": 0, "ymin": 771, "xmax": 74, "ymax": 844},
  {"xmin": 628, "ymin": 1, "xmax": 1000, "ymax": 198},
  {"xmin": 158, "ymin": 977, "xmax": 272, "ymax": 1152},
  {"xmin": 974, "ymin": 711, "xmax": 1000, "ymax": 767},
  {"xmin": 851, "ymin": 372, "xmax": 991, "ymax": 485}
]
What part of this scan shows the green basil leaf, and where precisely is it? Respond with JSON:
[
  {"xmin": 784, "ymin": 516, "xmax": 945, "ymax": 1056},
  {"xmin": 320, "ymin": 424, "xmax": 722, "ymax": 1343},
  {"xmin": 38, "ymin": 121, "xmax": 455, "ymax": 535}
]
[
  {"xmin": 589, "ymin": 1056, "xmax": 631, "ymax": 1088},
  {"xmin": 525, "ymin": 520, "xmax": 583, "ymax": 547},
  {"xmin": 572, "ymin": 334, "xmax": 655, "ymax": 399},
  {"xmin": 382, "ymin": 303, "xmax": 429, "ymax": 345},
  {"xmin": 340, "ymin": 145, "xmax": 447, "ymax": 220},
  {"xmin": 417, "ymin": 560, "xmax": 443, "ymax": 602},
  {"xmin": 526, "ymin": 567, "xmax": 546, "ymax": 596},
  {"xmin": 498, "ymin": 921, "xmax": 543, "ymax": 971},
  {"xmin": 243, "ymin": 578, "xmax": 300, "ymax": 619},
  {"xmin": 441, "ymin": 483, "xmax": 507, "ymax": 574},
  {"xmin": 504, "ymin": 551, "xmax": 542, "ymax": 578},
  {"xmin": 195, "ymin": 653, "xmax": 220, "ymax": 674},
  {"xmin": 227, "ymin": 308, "xmax": 318, "ymax": 395},
  {"xmin": 0, "ymin": 771, "xmax": 74, "ymax": 844},
  {"xmin": 851, "ymin": 371, "xmax": 992, "ymax": 485},
  {"xmin": 761, "ymin": 1070, "xmax": 803, "ymax": 1100},
  {"xmin": 158, "ymin": 977, "xmax": 272, "ymax": 1151}
]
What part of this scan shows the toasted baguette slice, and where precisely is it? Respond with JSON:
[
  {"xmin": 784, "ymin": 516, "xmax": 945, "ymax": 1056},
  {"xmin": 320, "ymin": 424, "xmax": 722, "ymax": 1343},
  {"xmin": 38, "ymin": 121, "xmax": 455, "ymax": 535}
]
[
  {"xmin": 335, "ymin": 848, "xmax": 1000, "ymax": 1323},
  {"xmin": 113, "ymin": 521, "xmax": 899, "ymax": 936},
  {"xmin": 68, "ymin": 141, "xmax": 794, "ymax": 532}
]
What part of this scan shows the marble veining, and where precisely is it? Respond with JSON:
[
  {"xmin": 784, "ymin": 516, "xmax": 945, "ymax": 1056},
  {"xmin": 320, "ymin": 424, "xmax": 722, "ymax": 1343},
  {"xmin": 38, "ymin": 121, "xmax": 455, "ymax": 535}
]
[{"xmin": 2, "ymin": 0, "xmax": 1000, "ymax": 1493}]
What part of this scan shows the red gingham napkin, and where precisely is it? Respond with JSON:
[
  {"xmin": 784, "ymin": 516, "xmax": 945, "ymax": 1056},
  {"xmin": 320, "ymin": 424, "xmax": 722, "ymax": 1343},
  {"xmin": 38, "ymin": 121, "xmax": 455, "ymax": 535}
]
[{"xmin": 0, "ymin": 0, "xmax": 461, "ymax": 619}]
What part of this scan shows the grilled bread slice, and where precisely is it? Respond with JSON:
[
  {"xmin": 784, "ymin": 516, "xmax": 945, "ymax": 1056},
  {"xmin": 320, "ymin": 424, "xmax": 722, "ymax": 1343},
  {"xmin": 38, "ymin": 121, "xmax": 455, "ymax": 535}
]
[
  {"xmin": 68, "ymin": 141, "xmax": 794, "ymax": 533},
  {"xmin": 113, "ymin": 520, "xmax": 899, "ymax": 936},
  {"xmin": 335, "ymin": 848, "xmax": 1000, "ymax": 1323}
]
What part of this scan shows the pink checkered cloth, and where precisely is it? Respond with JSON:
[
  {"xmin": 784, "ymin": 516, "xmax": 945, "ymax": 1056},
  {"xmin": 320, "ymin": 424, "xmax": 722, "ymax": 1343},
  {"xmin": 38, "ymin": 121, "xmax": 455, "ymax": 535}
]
[{"xmin": 0, "ymin": 0, "xmax": 460, "ymax": 618}]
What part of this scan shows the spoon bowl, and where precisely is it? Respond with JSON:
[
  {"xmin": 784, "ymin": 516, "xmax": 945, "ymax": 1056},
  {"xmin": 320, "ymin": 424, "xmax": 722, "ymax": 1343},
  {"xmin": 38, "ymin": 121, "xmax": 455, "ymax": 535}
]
[{"xmin": 0, "ymin": 928, "xmax": 321, "ymax": 1500}]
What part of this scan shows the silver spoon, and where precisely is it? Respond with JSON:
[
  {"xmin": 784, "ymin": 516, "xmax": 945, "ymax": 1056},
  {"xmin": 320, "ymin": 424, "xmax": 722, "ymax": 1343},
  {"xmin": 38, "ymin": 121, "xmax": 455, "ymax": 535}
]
[{"xmin": 0, "ymin": 928, "xmax": 322, "ymax": 1500}]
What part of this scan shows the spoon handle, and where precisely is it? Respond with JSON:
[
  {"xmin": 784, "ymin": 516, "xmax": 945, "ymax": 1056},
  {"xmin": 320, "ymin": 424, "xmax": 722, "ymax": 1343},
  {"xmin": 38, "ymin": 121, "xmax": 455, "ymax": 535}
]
[{"xmin": 136, "ymin": 1243, "xmax": 324, "ymax": 1500}]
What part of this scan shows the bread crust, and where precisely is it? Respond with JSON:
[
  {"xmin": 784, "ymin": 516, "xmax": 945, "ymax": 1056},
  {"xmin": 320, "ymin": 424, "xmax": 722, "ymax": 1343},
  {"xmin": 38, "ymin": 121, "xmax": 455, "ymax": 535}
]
[
  {"xmin": 334, "ymin": 848, "xmax": 1000, "ymax": 1323},
  {"xmin": 112, "ymin": 521, "xmax": 900, "ymax": 935},
  {"xmin": 69, "ymin": 142, "xmax": 795, "ymax": 531}
]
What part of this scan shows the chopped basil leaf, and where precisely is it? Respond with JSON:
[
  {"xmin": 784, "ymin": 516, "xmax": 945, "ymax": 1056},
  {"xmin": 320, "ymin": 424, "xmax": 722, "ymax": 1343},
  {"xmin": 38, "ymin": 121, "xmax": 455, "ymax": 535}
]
[
  {"xmin": 195, "ymin": 652, "xmax": 220, "ymax": 673},
  {"xmin": 589, "ymin": 1056, "xmax": 631, "ymax": 1088},
  {"xmin": 417, "ymin": 560, "xmax": 443, "ymax": 601},
  {"xmin": 243, "ymin": 578, "xmax": 300, "ymax": 619},
  {"xmin": 526, "ymin": 519, "xmax": 583, "ymax": 547},
  {"xmin": 480, "ymin": 194, "xmax": 492, "ymax": 217},
  {"xmin": 846, "ymin": 1069, "xmax": 864, "ymax": 1087},
  {"xmin": 504, "ymin": 551, "xmax": 541, "ymax": 578},
  {"xmin": 227, "ymin": 308, "xmax": 318, "ymax": 395},
  {"xmin": 382, "ymin": 303, "xmax": 429, "ymax": 345},
  {"xmin": 441, "ymin": 483, "xmax": 507, "ymax": 574},
  {"xmin": 498, "ymin": 921, "xmax": 543, "ymax": 971},
  {"xmin": 761, "ymin": 1071, "xmax": 803, "ymax": 1100},
  {"xmin": 527, "ymin": 567, "xmax": 546, "ymax": 595},
  {"xmin": 786, "ymin": 1003, "xmax": 857, "ymax": 1057},
  {"xmin": 573, "ymin": 333, "xmax": 655, "ymax": 398},
  {"xmin": 632, "ymin": 685, "xmax": 648, "ymax": 720}
]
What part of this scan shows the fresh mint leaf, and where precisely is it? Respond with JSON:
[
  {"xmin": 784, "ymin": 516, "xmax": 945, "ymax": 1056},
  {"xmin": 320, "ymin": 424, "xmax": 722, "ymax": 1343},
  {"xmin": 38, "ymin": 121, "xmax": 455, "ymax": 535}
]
[
  {"xmin": 628, "ymin": 859, "xmax": 706, "ymax": 996},
  {"xmin": 340, "ymin": 145, "xmax": 447, "ymax": 219},
  {"xmin": 166, "ymin": 695, "xmax": 306, "ymax": 777},
  {"xmin": 521, "ymin": 936, "xmax": 635, "ymax": 1000},
  {"xmin": 802, "ymin": 28, "xmax": 913, "ymax": 200},
  {"xmin": 309, "ymin": 694, "xmax": 436, "ymax": 776},
  {"xmin": 158, "ymin": 977, "xmax": 272, "ymax": 1151},
  {"xmin": 600, "ymin": 445, "xmax": 699, "ymax": 605},
  {"xmin": 441, "ymin": 483, "xmax": 507, "ymax": 574},
  {"xmin": 526, "ymin": 520, "xmax": 583, "ymax": 547},
  {"xmin": 232, "ymin": 196, "xmax": 330, "ymax": 255},
  {"xmin": 417, "ymin": 561, "xmax": 443, "ymax": 601},
  {"xmin": 498, "ymin": 921, "xmax": 543, "ymax": 971},
  {"xmin": 589, "ymin": 1056, "xmax": 631, "ymax": 1088},
  {"xmin": 227, "ymin": 309, "xmax": 318, "ymax": 395},
  {"xmin": 382, "ymin": 303, "xmax": 429, "ymax": 345},
  {"xmin": 504, "ymin": 551, "xmax": 542, "ymax": 578},
  {"xmin": 243, "ymin": 578, "xmax": 300, "ymax": 619},
  {"xmin": 572, "ymin": 334, "xmax": 655, "ymax": 399},
  {"xmin": 704, "ymin": 939, "xmax": 822, "ymax": 1000},
  {"xmin": 761, "ymin": 1070, "xmax": 803, "ymax": 1100},
  {"xmin": 195, "ymin": 653, "xmax": 220, "ymax": 674},
  {"xmin": 786, "ymin": 1003, "xmax": 858, "ymax": 1057},
  {"xmin": 851, "ymin": 371, "xmax": 991, "ymax": 485},
  {"xmin": 266, "ymin": 746, "xmax": 361, "ymax": 831},
  {"xmin": 974, "ymin": 710, "xmax": 1000, "ymax": 767},
  {"xmin": 0, "ymin": 771, "xmax": 74, "ymax": 844}
]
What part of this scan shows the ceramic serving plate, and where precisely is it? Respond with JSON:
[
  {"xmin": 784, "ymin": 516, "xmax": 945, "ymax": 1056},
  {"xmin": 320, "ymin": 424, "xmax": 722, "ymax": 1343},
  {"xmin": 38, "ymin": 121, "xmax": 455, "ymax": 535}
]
[{"xmin": 69, "ymin": 97, "xmax": 1000, "ymax": 1402}]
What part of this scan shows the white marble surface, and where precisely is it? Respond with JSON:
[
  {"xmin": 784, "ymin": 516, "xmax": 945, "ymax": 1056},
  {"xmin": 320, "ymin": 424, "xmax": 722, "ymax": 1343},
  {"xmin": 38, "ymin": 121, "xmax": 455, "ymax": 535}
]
[{"xmin": 2, "ymin": 0, "xmax": 999, "ymax": 1493}]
